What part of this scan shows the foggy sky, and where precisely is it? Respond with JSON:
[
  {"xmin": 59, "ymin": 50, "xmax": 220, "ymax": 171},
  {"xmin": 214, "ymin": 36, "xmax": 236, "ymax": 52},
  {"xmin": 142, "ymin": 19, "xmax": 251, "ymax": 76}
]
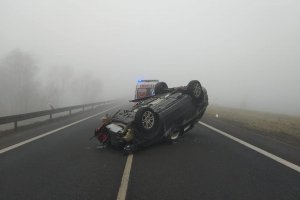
[{"xmin": 0, "ymin": 0, "xmax": 299, "ymax": 115}]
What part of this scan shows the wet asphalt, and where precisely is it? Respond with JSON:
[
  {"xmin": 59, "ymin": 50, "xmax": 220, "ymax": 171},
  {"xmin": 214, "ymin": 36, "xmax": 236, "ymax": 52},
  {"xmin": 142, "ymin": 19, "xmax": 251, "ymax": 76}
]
[{"xmin": 0, "ymin": 105, "xmax": 299, "ymax": 200}]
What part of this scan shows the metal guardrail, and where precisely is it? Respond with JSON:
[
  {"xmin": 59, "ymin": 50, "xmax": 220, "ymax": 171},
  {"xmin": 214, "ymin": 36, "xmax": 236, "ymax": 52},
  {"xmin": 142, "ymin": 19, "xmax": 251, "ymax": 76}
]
[{"xmin": 0, "ymin": 100, "xmax": 114, "ymax": 130}]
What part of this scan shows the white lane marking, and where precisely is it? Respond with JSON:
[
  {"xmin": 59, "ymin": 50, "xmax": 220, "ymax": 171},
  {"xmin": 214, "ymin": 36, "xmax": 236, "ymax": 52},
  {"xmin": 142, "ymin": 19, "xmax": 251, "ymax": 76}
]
[
  {"xmin": 198, "ymin": 122, "xmax": 300, "ymax": 173},
  {"xmin": 0, "ymin": 104, "xmax": 122, "ymax": 155},
  {"xmin": 117, "ymin": 154, "xmax": 133, "ymax": 200}
]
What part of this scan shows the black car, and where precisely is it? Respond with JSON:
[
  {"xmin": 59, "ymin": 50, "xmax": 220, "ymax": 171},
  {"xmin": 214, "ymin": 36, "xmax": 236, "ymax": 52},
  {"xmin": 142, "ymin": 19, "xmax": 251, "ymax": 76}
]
[{"xmin": 94, "ymin": 80, "xmax": 208, "ymax": 154}]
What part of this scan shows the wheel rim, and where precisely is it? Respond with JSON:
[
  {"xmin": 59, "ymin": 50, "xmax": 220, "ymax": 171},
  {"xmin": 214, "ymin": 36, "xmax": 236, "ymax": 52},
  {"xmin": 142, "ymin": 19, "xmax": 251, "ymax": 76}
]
[
  {"xmin": 170, "ymin": 131, "xmax": 180, "ymax": 140},
  {"xmin": 193, "ymin": 83, "xmax": 202, "ymax": 98},
  {"xmin": 142, "ymin": 111, "xmax": 155, "ymax": 129}
]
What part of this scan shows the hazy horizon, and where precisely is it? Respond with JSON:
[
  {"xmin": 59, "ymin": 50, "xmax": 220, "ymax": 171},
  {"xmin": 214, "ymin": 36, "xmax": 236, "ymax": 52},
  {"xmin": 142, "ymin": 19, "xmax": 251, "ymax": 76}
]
[{"xmin": 0, "ymin": 0, "xmax": 299, "ymax": 116}]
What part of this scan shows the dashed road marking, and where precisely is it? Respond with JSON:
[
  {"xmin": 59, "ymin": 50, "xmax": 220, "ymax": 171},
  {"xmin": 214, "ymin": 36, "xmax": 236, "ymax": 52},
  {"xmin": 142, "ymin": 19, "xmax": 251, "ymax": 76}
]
[
  {"xmin": 0, "ymin": 104, "xmax": 122, "ymax": 155},
  {"xmin": 199, "ymin": 121, "xmax": 300, "ymax": 173},
  {"xmin": 117, "ymin": 154, "xmax": 133, "ymax": 200}
]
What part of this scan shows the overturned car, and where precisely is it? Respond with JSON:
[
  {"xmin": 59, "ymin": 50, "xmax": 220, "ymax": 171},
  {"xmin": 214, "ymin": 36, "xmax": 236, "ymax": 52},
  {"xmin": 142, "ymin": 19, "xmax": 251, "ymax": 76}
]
[{"xmin": 94, "ymin": 80, "xmax": 208, "ymax": 154}]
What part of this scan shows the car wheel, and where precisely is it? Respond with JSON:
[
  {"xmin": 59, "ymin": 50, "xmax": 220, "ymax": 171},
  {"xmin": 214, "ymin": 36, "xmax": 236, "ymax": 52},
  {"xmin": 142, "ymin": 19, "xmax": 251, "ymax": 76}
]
[
  {"xmin": 135, "ymin": 107, "xmax": 160, "ymax": 140},
  {"xmin": 135, "ymin": 107, "xmax": 161, "ymax": 142},
  {"xmin": 154, "ymin": 82, "xmax": 168, "ymax": 95},
  {"xmin": 165, "ymin": 129, "xmax": 182, "ymax": 144},
  {"xmin": 187, "ymin": 80, "xmax": 203, "ymax": 101},
  {"xmin": 169, "ymin": 130, "xmax": 181, "ymax": 140}
]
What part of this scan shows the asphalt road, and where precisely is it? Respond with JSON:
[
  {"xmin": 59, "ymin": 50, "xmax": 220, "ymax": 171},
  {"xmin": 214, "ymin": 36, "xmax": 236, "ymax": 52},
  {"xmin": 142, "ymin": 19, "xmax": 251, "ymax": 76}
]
[{"xmin": 0, "ymin": 104, "xmax": 299, "ymax": 200}]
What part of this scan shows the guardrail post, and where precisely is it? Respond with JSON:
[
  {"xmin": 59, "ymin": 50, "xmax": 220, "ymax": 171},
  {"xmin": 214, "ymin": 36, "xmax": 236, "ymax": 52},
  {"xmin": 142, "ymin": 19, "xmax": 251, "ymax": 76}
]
[{"xmin": 14, "ymin": 121, "xmax": 18, "ymax": 130}]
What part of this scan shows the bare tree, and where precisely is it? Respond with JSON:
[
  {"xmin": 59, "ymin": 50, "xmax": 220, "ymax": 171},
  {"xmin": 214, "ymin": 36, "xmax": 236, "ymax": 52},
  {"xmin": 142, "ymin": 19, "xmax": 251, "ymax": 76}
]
[
  {"xmin": 42, "ymin": 66, "xmax": 102, "ymax": 107},
  {"xmin": 42, "ymin": 65, "xmax": 75, "ymax": 107},
  {"xmin": 0, "ymin": 50, "xmax": 103, "ymax": 116},
  {"xmin": 70, "ymin": 72, "xmax": 102, "ymax": 104},
  {"xmin": 0, "ymin": 49, "xmax": 41, "ymax": 116}
]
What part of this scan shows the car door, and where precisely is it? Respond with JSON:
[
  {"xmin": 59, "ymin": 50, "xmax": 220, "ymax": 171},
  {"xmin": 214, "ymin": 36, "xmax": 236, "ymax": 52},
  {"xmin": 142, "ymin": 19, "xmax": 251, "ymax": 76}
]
[{"xmin": 159, "ymin": 93, "xmax": 196, "ymax": 130}]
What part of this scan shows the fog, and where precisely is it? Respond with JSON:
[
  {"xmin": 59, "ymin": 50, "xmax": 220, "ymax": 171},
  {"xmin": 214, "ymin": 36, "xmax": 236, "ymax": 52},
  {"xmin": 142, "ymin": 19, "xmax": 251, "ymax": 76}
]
[{"xmin": 0, "ymin": 0, "xmax": 299, "ymax": 116}]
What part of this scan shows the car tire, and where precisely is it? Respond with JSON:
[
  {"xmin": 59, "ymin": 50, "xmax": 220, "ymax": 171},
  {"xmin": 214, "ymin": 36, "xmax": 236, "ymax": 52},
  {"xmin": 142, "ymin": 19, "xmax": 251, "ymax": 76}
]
[
  {"xmin": 187, "ymin": 80, "xmax": 203, "ymax": 101},
  {"xmin": 154, "ymin": 82, "xmax": 168, "ymax": 95},
  {"xmin": 134, "ymin": 107, "xmax": 160, "ymax": 140},
  {"xmin": 165, "ymin": 128, "xmax": 183, "ymax": 144}
]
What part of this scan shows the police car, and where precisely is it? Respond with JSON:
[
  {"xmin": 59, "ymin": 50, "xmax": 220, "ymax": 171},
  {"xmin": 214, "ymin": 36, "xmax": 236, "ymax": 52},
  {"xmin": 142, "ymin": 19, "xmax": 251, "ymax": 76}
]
[{"xmin": 134, "ymin": 80, "xmax": 159, "ymax": 99}]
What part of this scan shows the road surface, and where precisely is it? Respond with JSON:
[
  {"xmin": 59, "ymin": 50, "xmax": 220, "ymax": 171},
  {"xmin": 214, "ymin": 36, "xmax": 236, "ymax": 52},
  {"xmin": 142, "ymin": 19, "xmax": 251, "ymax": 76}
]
[{"xmin": 0, "ymin": 103, "xmax": 299, "ymax": 200}]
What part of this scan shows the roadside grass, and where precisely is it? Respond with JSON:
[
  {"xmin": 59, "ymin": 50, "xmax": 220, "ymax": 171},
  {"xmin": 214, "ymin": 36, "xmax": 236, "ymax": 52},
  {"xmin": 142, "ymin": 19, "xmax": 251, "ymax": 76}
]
[{"xmin": 205, "ymin": 105, "xmax": 300, "ymax": 146}]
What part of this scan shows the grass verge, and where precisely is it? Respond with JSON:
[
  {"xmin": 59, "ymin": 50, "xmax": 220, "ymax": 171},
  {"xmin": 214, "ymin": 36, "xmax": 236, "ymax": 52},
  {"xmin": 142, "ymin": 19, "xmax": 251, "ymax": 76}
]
[{"xmin": 205, "ymin": 105, "xmax": 300, "ymax": 146}]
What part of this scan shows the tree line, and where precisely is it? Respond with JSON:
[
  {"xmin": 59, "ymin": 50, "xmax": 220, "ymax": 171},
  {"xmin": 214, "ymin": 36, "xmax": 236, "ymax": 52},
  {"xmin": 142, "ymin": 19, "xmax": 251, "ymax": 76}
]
[{"xmin": 0, "ymin": 49, "xmax": 102, "ymax": 116}]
